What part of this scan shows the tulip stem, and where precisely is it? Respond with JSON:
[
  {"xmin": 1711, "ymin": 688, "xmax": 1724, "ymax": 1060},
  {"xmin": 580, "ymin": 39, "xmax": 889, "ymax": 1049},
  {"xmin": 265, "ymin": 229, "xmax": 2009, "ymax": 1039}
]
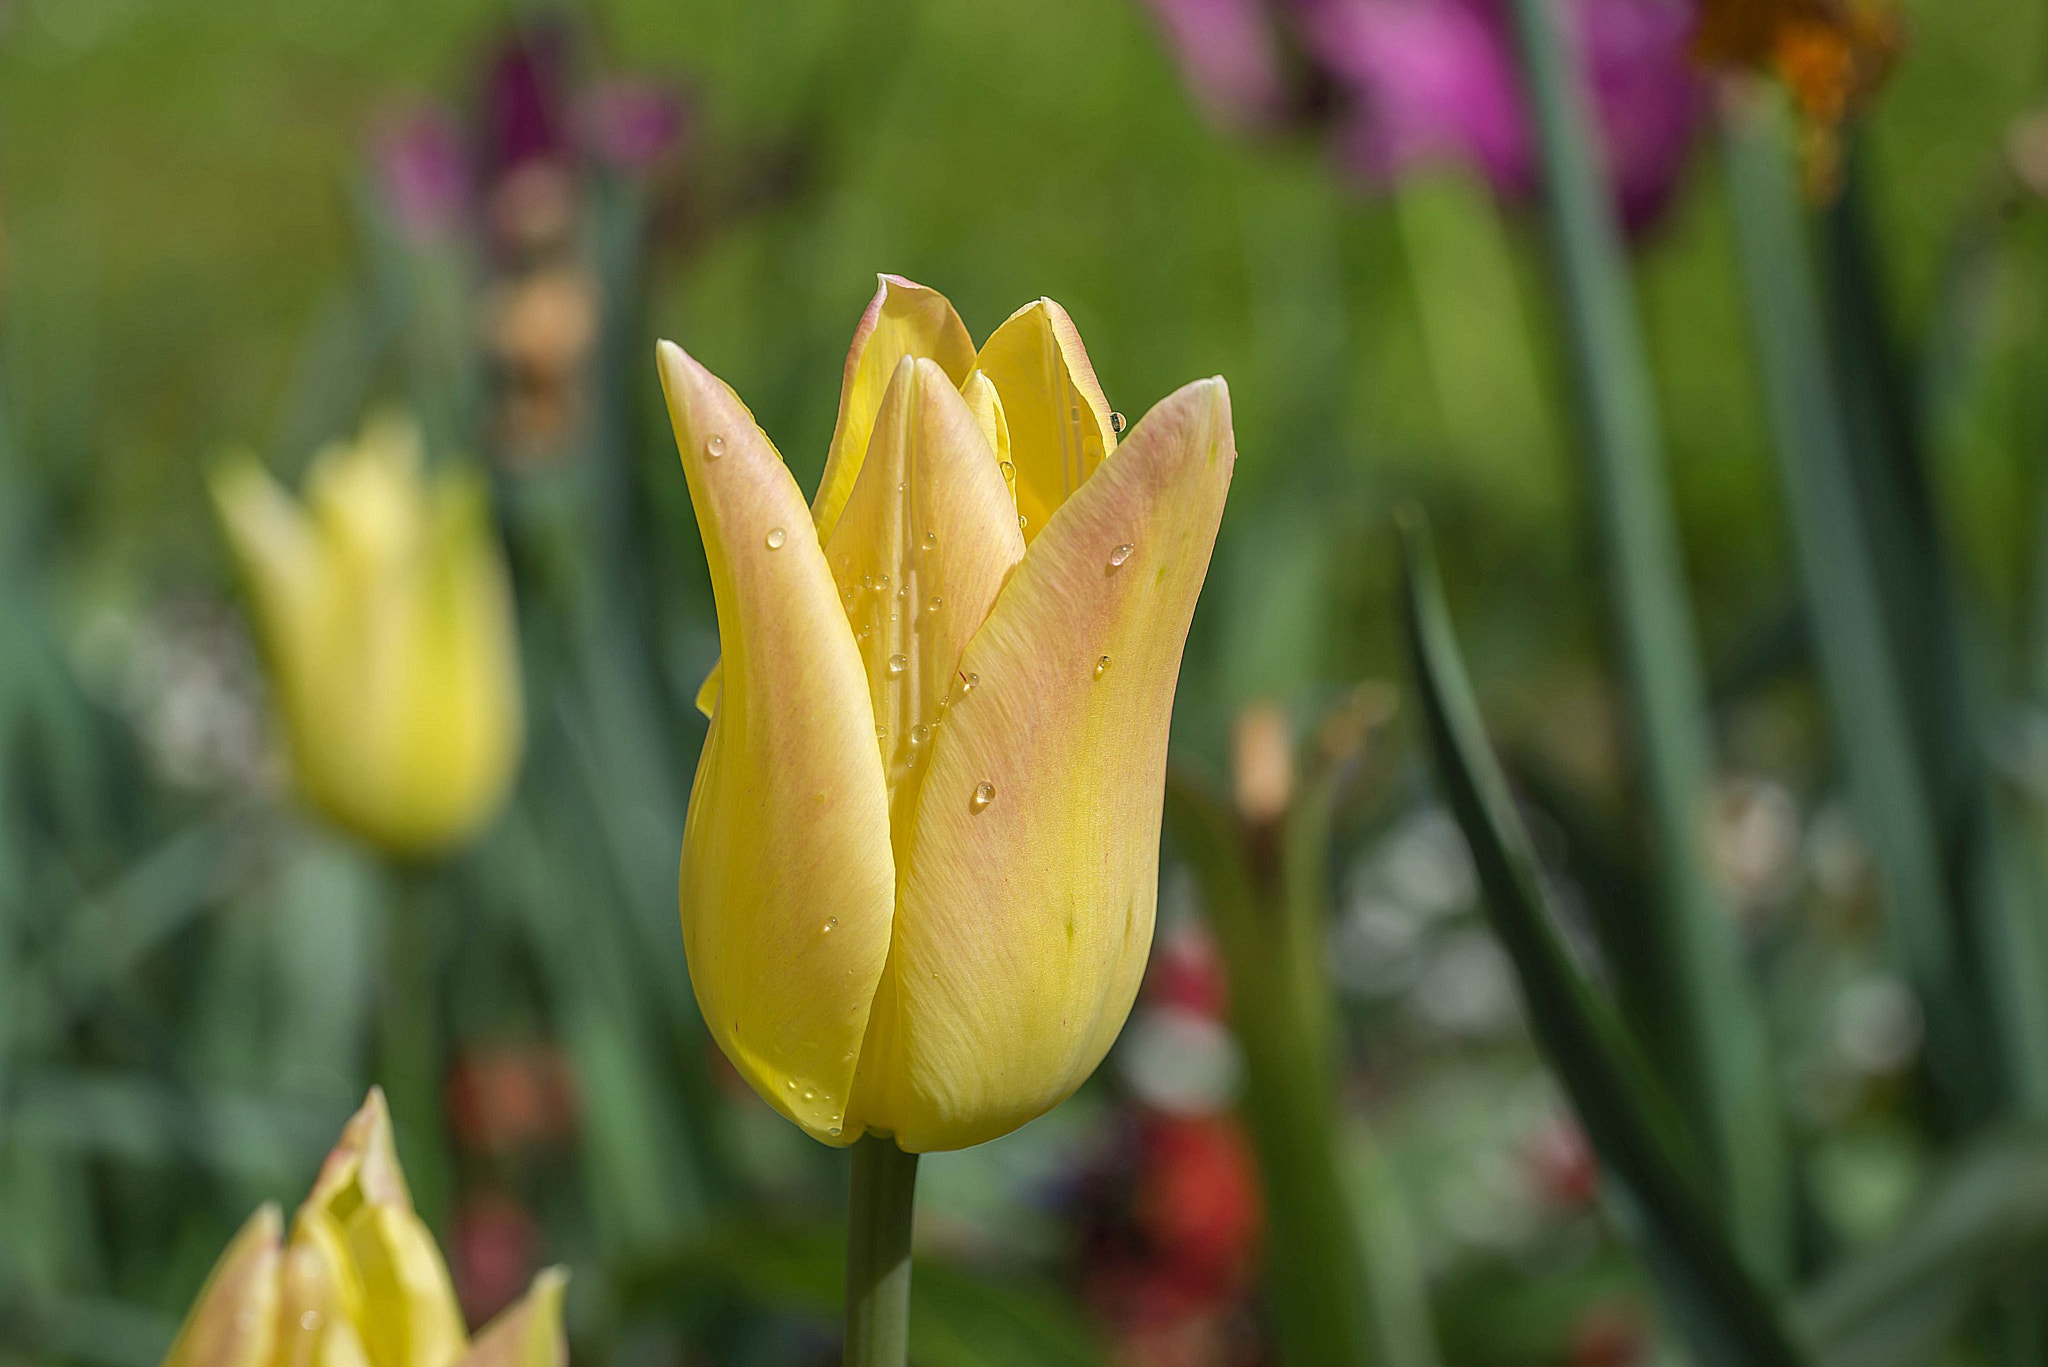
[{"xmin": 844, "ymin": 1134, "xmax": 918, "ymax": 1367}]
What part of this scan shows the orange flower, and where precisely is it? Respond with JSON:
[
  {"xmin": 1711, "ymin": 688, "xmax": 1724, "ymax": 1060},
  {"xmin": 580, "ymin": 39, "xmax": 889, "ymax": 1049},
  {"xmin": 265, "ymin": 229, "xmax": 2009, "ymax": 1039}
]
[{"xmin": 1693, "ymin": 0, "xmax": 1903, "ymax": 194}]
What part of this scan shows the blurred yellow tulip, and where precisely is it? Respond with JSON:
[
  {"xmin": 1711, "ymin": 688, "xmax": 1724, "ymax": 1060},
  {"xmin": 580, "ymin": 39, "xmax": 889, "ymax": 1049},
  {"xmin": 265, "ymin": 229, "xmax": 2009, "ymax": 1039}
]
[
  {"xmin": 660, "ymin": 276, "xmax": 1236, "ymax": 1152},
  {"xmin": 160, "ymin": 1089, "xmax": 567, "ymax": 1367},
  {"xmin": 212, "ymin": 417, "xmax": 522, "ymax": 859}
]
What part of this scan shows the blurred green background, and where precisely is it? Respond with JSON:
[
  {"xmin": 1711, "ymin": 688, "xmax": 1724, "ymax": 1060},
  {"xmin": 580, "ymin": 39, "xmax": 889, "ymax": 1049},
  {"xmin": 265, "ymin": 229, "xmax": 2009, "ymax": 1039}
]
[{"xmin": 7, "ymin": 0, "xmax": 2048, "ymax": 1363}]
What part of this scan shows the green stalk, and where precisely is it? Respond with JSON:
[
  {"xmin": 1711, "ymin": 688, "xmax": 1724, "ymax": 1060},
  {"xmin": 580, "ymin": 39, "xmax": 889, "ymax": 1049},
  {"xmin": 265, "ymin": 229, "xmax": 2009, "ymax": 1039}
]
[
  {"xmin": 1718, "ymin": 99, "xmax": 1993, "ymax": 1124},
  {"xmin": 379, "ymin": 864, "xmax": 452, "ymax": 1231},
  {"xmin": 844, "ymin": 1134, "xmax": 919, "ymax": 1367},
  {"xmin": 1503, "ymin": 0, "xmax": 1790, "ymax": 1281}
]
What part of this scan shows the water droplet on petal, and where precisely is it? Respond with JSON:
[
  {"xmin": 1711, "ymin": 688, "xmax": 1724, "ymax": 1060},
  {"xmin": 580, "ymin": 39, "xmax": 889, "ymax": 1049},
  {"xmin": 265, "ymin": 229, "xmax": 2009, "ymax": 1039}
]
[
  {"xmin": 766, "ymin": 527, "xmax": 787, "ymax": 549},
  {"xmin": 877, "ymin": 573, "xmax": 890, "ymax": 588},
  {"xmin": 1018, "ymin": 514, "xmax": 1028, "ymax": 531},
  {"xmin": 910, "ymin": 724, "xmax": 930, "ymax": 746},
  {"xmin": 823, "ymin": 917, "xmax": 837, "ymax": 932},
  {"xmin": 922, "ymin": 530, "xmax": 937, "ymax": 550},
  {"xmin": 999, "ymin": 460, "xmax": 1015, "ymax": 480},
  {"xmin": 705, "ymin": 433, "xmax": 727, "ymax": 459},
  {"xmin": 1109, "ymin": 542, "xmax": 1134, "ymax": 568},
  {"xmin": 862, "ymin": 572, "xmax": 874, "ymax": 590},
  {"xmin": 927, "ymin": 596, "xmax": 942, "ymax": 613},
  {"xmin": 875, "ymin": 723, "xmax": 886, "ymax": 739},
  {"xmin": 888, "ymin": 654, "xmax": 908, "ymax": 677},
  {"xmin": 970, "ymin": 781, "xmax": 996, "ymax": 814},
  {"xmin": 858, "ymin": 623, "xmax": 872, "ymax": 640},
  {"xmin": 1094, "ymin": 655, "xmax": 1111, "ymax": 680},
  {"xmin": 299, "ymin": 1311, "xmax": 322, "ymax": 1332},
  {"xmin": 960, "ymin": 672, "xmax": 979, "ymax": 694},
  {"xmin": 1110, "ymin": 411, "xmax": 1128, "ymax": 435},
  {"xmin": 829, "ymin": 1126, "xmax": 842, "ymax": 1137},
  {"xmin": 803, "ymin": 1088, "xmax": 816, "ymax": 1101}
]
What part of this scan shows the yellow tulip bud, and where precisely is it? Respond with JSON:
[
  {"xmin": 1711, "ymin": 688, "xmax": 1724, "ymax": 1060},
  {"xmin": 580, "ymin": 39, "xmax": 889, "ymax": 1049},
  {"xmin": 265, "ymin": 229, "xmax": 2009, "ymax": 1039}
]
[
  {"xmin": 660, "ymin": 276, "xmax": 1235, "ymax": 1152},
  {"xmin": 211, "ymin": 417, "xmax": 523, "ymax": 859},
  {"xmin": 161, "ymin": 1090, "xmax": 569, "ymax": 1367}
]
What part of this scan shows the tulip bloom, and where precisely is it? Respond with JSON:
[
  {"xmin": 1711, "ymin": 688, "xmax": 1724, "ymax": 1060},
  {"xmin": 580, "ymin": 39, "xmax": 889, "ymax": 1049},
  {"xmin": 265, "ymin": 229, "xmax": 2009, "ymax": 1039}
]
[
  {"xmin": 213, "ymin": 418, "xmax": 523, "ymax": 859},
  {"xmin": 161, "ymin": 1089, "xmax": 565, "ymax": 1367},
  {"xmin": 661, "ymin": 277, "xmax": 1235, "ymax": 1153}
]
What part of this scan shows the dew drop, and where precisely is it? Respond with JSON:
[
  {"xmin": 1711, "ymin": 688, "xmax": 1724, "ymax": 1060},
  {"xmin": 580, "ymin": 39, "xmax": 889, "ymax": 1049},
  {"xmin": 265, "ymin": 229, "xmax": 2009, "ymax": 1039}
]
[
  {"xmin": 705, "ymin": 433, "xmax": 727, "ymax": 459},
  {"xmin": 922, "ymin": 530, "xmax": 937, "ymax": 550},
  {"xmin": 888, "ymin": 654, "xmax": 908, "ymax": 677},
  {"xmin": 786, "ymin": 1079, "xmax": 797, "ymax": 1090},
  {"xmin": 1110, "ymin": 411, "xmax": 1128, "ymax": 435},
  {"xmin": 803, "ymin": 1089, "xmax": 816, "ymax": 1101},
  {"xmin": 1068, "ymin": 405, "xmax": 1080, "ymax": 422},
  {"xmin": 999, "ymin": 460, "xmax": 1015, "ymax": 480},
  {"xmin": 765, "ymin": 527, "xmax": 787, "ymax": 550},
  {"xmin": 877, "ymin": 573, "xmax": 890, "ymax": 588},
  {"xmin": 299, "ymin": 1311, "xmax": 323, "ymax": 1332},
  {"xmin": 875, "ymin": 723, "xmax": 886, "ymax": 739},
  {"xmin": 927, "ymin": 596, "xmax": 942, "ymax": 613},
  {"xmin": 1018, "ymin": 514, "xmax": 1029, "ymax": 531},
  {"xmin": 823, "ymin": 917, "xmax": 837, "ymax": 932},
  {"xmin": 1108, "ymin": 542, "xmax": 1134, "ymax": 568},
  {"xmin": 970, "ymin": 781, "xmax": 996, "ymax": 814},
  {"xmin": 897, "ymin": 481, "xmax": 907, "ymax": 493},
  {"xmin": 829, "ymin": 1127, "xmax": 842, "ymax": 1137},
  {"xmin": 910, "ymin": 724, "xmax": 930, "ymax": 746},
  {"xmin": 960, "ymin": 672, "xmax": 979, "ymax": 694},
  {"xmin": 857, "ymin": 623, "xmax": 872, "ymax": 640},
  {"xmin": 1094, "ymin": 655, "xmax": 1111, "ymax": 680}
]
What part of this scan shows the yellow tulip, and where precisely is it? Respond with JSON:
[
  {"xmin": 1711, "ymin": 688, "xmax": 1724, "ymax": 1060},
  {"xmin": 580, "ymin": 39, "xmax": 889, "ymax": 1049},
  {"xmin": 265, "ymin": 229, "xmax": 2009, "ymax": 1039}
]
[
  {"xmin": 660, "ymin": 276, "xmax": 1235, "ymax": 1152},
  {"xmin": 212, "ymin": 417, "xmax": 523, "ymax": 859},
  {"xmin": 160, "ymin": 1089, "xmax": 567, "ymax": 1367}
]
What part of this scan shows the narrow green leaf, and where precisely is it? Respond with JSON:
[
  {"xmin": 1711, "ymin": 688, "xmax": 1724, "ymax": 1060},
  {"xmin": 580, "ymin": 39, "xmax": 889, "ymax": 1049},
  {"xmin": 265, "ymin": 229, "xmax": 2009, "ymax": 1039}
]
[
  {"xmin": 1721, "ymin": 99, "xmax": 1995, "ymax": 1121},
  {"xmin": 1399, "ymin": 513, "xmax": 1809, "ymax": 1367},
  {"xmin": 1503, "ymin": 0, "xmax": 1790, "ymax": 1276}
]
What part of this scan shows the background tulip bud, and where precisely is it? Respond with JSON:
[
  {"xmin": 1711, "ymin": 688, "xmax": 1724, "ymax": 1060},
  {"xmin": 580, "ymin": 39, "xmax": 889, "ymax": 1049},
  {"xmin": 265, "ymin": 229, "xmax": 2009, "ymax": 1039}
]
[
  {"xmin": 161, "ymin": 1090, "xmax": 568, "ymax": 1367},
  {"xmin": 212, "ymin": 417, "xmax": 524, "ymax": 860},
  {"xmin": 661, "ymin": 276, "xmax": 1235, "ymax": 1153}
]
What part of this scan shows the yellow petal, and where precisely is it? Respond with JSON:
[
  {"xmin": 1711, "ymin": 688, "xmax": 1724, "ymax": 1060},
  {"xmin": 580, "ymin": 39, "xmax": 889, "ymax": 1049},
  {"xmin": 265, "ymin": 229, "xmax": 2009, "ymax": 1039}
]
[
  {"xmin": 162, "ymin": 1205, "xmax": 284, "ymax": 1367},
  {"xmin": 211, "ymin": 456, "xmax": 326, "ymax": 712},
  {"xmin": 659, "ymin": 340, "xmax": 896, "ymax": 1143},
  {"xmin": 823, "ymin": 356, "xmax": 1025, "ymax": 858},
  {"xmin": 343, "ymin": 1204, "xmax": 468, "ymax": 1367},
  {"xmin": 305, "ymin": 1088, "xmax": 413, "ymax": 1220},
  {"xmin": 454, "ymin": 1268, "xmax": 568, "ymax": 1367},
  {"xmin": 972, "ymin": 299, "xmax": 1117, "ymax": 545},
  {"xmin": 854, "ymin": 378, "xmax": 1235, "ymax": 1151},
  {"xmin": 960, "ymin": 371, "xmax": 1015, "ymax": 507},
  {"xmin": 274, "ymin": 1242, "xmax": 373, "ymax": 1367},
  {"xmin": 811, "ymin": 276, "xmax": 977, "ymax": 545}
]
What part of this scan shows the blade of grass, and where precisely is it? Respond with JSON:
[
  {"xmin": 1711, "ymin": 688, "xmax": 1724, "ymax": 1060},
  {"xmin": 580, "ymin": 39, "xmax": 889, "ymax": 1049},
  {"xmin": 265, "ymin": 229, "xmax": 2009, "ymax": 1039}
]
[
  {"xmin": 1502, "ymin": 0, "xmax": 1790, "ymax": 1280},
  {"xmin": 1399, "ymin": 512, "xmax": 1809, "ymax": 1366}
]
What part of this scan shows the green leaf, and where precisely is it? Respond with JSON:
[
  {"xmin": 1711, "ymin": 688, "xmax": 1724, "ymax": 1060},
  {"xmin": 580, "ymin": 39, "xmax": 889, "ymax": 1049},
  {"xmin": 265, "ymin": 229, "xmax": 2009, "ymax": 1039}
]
[
  {"xmin": 1800, "ymin": 1129, "xmax": 2048, "ymax": 1367},
  {"xmin": 1501, "ymin": 0, "xmax": 1790, "ymax": 1278},
  {"xmin": 1398, "ymin": 512, "xmax": 1810, "ymax": 1367}
]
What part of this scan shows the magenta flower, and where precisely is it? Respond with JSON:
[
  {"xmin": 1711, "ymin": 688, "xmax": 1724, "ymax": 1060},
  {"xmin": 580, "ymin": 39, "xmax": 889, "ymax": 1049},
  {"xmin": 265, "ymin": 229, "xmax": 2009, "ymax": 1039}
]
[
  {"xmin": 372, "ymin": 105, "xmax": 472, "ymax": 244},
  {"xmin": 1146, "ymin": 0, "xmax": 1705, "ymax": 233}
]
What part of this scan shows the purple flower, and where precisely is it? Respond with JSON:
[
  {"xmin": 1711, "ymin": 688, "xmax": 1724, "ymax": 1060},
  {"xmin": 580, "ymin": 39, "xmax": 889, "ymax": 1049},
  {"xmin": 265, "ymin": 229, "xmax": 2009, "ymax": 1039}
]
[
  {"xmin": 1148, "ymin": 0, "xmax": 1705, "ymax": 233},
  {"xmin": 1139, "ymin": 0, "xmax": 1290, "ymax": 129},
  {"xmin": 372, "ymin": 105, "xmax": 472, "ymax": 243},
  {"xmin": 577, "ymin": 79, "xmax": 689, "ymax": 173}
]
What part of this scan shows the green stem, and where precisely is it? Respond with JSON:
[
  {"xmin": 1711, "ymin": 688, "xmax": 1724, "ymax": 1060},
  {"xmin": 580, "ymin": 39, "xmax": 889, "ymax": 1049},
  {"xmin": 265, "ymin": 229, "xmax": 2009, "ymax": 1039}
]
[
  {"xmin": 380, "ymin": 864, "xmax": 451, "ymax": 1231},
  {"xmin": 845, "ymin": 1134, "xmax": 919, "ymax": 1367}
]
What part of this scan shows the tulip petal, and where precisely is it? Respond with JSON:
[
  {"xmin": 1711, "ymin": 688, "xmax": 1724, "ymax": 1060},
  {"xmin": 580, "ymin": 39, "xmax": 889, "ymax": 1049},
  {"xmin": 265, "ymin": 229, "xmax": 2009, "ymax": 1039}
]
[
  {"xmin": 162, "ymin": 1204, "xmax": 284, "ymax": 1367},
  {"xmin": 305, "ymin": 1087, "xmax": 413, "ymax": 1217},
  {"xmin": 344, "ymin": 1205, "xmax": 468, "ymax": 1367},
  {"xmin": 972, "ymin": 299, "xmax": 1117, "ymax": 544},
  {"xmin": 960, "ymin": 371, "xmax": 1017, "ymax": 510},
  {"xmin": 455, "ymin": 1268, "xmax": 569, "ymax": 1367},
  {"xmin": 813, "ymin": 276, "xmax": 978, "ymax": 544},
  {"xmin": 822, "ymin": 356, "xmax": 1025, "ymax": 852},
  {"xmin": 275, "ymin": 1241, "xmax": 373, "ymax": 1367},
  {"xmin": 211, "ymin": 457, "xmax": 327, "ymax": 705},
  {"xmin": 660, "ymin": 340, "xmax": 896, "ymax": 1143},
  {"xmin": 855, "ymin": 378, "xmax": 1235, "ymax": 1151}
]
